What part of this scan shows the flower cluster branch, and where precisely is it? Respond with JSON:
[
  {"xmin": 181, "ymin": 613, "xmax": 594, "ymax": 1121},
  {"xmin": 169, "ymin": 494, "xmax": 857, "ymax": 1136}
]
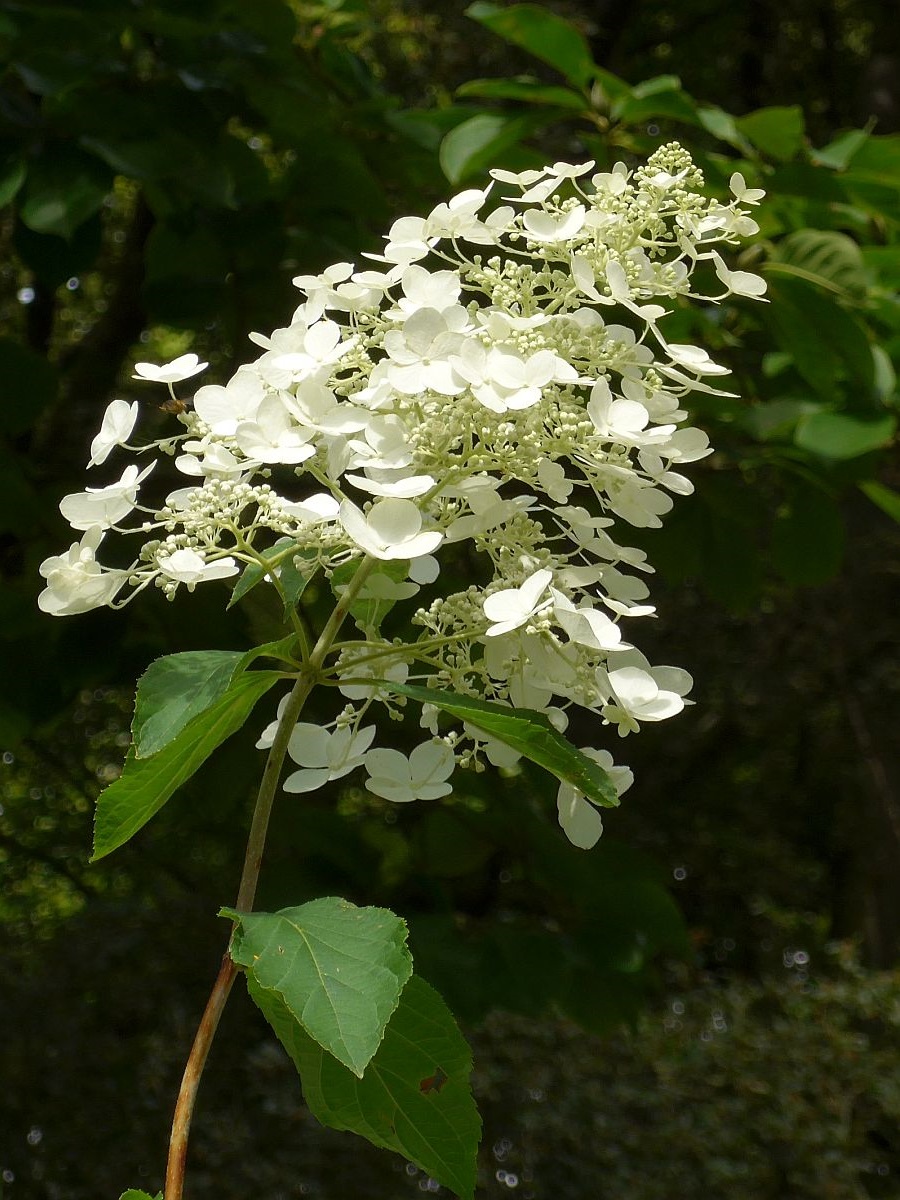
[{"xmin": 39, "ymin": 144, "xmax": 765, "ymax": 847}]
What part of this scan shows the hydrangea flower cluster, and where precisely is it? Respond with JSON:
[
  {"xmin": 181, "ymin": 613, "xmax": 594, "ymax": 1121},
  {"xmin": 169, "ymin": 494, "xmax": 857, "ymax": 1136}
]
[{"xmin": 39, "ymin": 143, "xmax": 765, "ymax": 848}]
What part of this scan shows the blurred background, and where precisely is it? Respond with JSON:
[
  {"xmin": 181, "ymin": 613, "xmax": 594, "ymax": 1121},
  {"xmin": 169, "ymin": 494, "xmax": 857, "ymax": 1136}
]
[{"xmin": 1, "ymin": 1, "xmax": 899, "ymax": 1197}]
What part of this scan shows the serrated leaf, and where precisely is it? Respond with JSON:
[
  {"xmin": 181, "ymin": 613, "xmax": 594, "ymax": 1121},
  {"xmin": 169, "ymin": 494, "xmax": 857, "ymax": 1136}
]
[
  {"xmin": 224, "ymin": 897, "xmax": 413, "ymax": 1077},
  {"xmin": 133, "ymin": 650, "xmax": 246, "ymax": 758},
  {"xmin": 380, "ymin": 682, "xmax": 618, "ymax": 808},
  {"xmin": 859, "ymin": 480, "xmax": 900, "ymax": 523},
  {"xmin": 466, "ymin": 2, "xmax": 595, "ymax": 88},
  {"xmin": 735, "ymin": 105, "xmax": 805, "ymax": 161},
  {"xmin": 249, "ymin": 973, "xmax": 480, "ymax": 1200},
  {"xmin": 456, "ymin": 77, "xmax": 587, "ymax": 109},
  {"xmin": 794, "ymin": 411, "xmax": 896, "ymax": 460},
  {"xmin": 92, "ymin": 670, "xmax": 280, "ymax": 860},
  {"xmin": 132, "ymin": 638, "xmax": 299, "ymax": 758}
]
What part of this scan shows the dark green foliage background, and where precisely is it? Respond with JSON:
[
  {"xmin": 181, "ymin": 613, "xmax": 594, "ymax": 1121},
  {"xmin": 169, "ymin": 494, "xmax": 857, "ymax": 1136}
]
[{"xmin": 1, "ymin": 1, "xmax": 899, "ymax": 1196}]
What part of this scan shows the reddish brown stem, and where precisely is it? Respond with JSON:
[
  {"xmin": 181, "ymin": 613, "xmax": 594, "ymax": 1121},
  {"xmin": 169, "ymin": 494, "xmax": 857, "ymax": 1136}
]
[
  {"xmin": 164, "ymin": 954, "xmax": 238, "ymax": 1198},
  {"xmin": 161, "ymin": 556, "xmax": 378, "ymax": 1198}
]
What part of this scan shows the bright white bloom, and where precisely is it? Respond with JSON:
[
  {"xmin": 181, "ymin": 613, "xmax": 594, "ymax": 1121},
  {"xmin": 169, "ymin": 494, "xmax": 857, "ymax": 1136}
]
[
  {"xmin": 556, "ymin": 749, "xmax": 633, "ymax": 848},
  {"xmin": 59, "ymin": 463, "xmax": 155, "ymax": 530},
  {"xmin": 711, "ymin": 251, "xmax": 768, "ymax": 299},
  {"xmin": 132, "ymin": 352, "xmax": 208, "ymax": 384},
  {"xmin": 156, "ymin": 549, "xmax": 239, "ymax": 589},
  {"xmin": 339, "ymin": 498, "xmax": 443, "ymax": 560},
  {"xmin": 603, "ymin": 665, "xmax": 692, "ymax": 736},
  {"xmin": 38, "ymin": 528, "xmax": 127, "ymax": 616},
  {"xmin": 483, "ymin": 569, "xmax": 554, "ymax": 637},
  {"xmin": 88, "ymin": 399, "xmax": 138, "ymax": 467},
  {"xmin": 41, "ymin": 141, "xmax": 766, "ymax": 843},
  {"xmin": 282, "ymin": 723, "xmax": 376, "ymax": 793},
  {"xmin": 364, "ymin": 741, "xmax": 455, "ymax": 802}
]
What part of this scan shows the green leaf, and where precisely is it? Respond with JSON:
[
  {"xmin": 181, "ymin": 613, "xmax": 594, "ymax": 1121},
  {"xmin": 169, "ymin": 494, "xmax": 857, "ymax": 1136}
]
[
  {"xmin": 228, "ymin": 539, "xmax": 316, "ymax": 610},
  {"xmin": 119, "ymin": 1191, "xmax": 162, "ymax": 1200},
  {"xmin": 18, "ymin": 146, "xmax": 110, "ymax": 238},
  {"xmin": 132, "ymin": 638, "xmax": 298, "ymax": 758},
  {"xmin": 765, "ymin": 276, "xmax": 874, "ymax": 398},
  {"xmin": 771, "ymin": 484, "xmax": 844, "ymax": 585},
  {"xmin": 794, "ymin": 411, "xmax": 896, "ymax": 460},
  {"xmin": 612, "ymin": 77, "xmax": 699, "ymax": 126},
  {"xmin": 735, "ymin": 105, "xmax": 805, "ymax": 161},
  {"xmin": 859, "ymin": 480, "xmax": 900, "ymax": 523},
  {"xmin": 224, "ymin": 898, "xmax": 413, "ymax": 1077},
  {"xmin": 696, "ymin": 105, "xmax": 752, "ymax": 152},
  {"xmin": 381, "ymin": 682, "xmax": 619, "ymax": 809},
  {"xmin": 466, "ymin": 2, "xmax": 595, "ymax": 88},
  {"xmin": 439, "ymin": 112, "xmax": 542, "ymax": 185},
  {"xmin": 330, "ymin": 558, "xmax": 414, "ymax": 633},
  {"xmin": 249, "ymin": 973, "xmax": 480, "ymax": 1200},
  {"xmin": 92, "ymin": 670, "xmax": 280, "ymax": 860},
  {"xmin": 811, "ymin": 126, "xmax": 872, "ymax": 171},
  {"xmin": 769, "ymin": 229, "xmax": 868, "ymax": 301},
  {"xmin": 456, "ymin": 76, "xmax": 587, "ymax": 110},
  {"xmin": 133, "ymin": 650, "xmax": 247, "ymax": 758}
]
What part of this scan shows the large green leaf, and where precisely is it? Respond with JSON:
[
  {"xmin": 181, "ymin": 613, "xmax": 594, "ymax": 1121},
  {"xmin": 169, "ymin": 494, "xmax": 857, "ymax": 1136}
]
[
  {"xmin": 735, "ymin": 105, "xmax": 805, "ymax": 161},
  {"xmin": 133, "ymin": 650, "xmax": 247, "ymax": 758},
  {"xmin": 766, "ymin": 276, "xmax": 874, "ymax": 398},
  {"xmin": 466, "ymin": 2, "xmax": 595, "ymax": 88},
  {"xmin": 794, "ymin": 411, "xmax": 896, "ymax": 460},
  {"xmin": 439, "ymin": 112, "xmax": 548, "ymax": 185},
  {"xmin": 381, "ymin": 682, "xmax": 618, "ymax": 808},
  {"xmin": 249, "ymin": 973, "xmax": 480, "ymax": 1200},
  {"xmin": 92, "ymin": 670, "xmax": 280, "ymax": 860},
  {"xmin": 456, "ymin": 77, "xmax": 587, "ymax": 110},
  {"xmin": 224, "ymin": 898, "xmax": 413, "ymax": 1077},
  {"xmin": 770, "ymin": 229, "xmax": 868, "ymax": 301},
  {"xmin": 133, "ymin": 638, "xmax": 298, "ymax": 758},
  {"xmin": 119, "ymin": 1191, "xmax": 162, "ymax": 1200}
]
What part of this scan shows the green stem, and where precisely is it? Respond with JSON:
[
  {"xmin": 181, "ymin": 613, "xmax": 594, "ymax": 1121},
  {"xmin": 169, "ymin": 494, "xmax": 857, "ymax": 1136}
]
[{"xmin": 162, "ymin": 554, "xmax": 379, "ymax": 1199}]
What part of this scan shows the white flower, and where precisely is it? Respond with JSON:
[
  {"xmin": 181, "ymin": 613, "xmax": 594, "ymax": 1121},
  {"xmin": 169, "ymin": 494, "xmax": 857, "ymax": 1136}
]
[
  {"xmin": 193, "ymin": 373, "xmax": 265, "ymax": 436},
  {"xmin": 729, "ymin": 172, "xmax": 765, "ymax": 205},
  {"xmin": 364, "ymin": 741, "xmax": 455, "ymax": 802},
  {"xmin": 711, "ymin": 251, "xmax": 768, "ymax": 300},
  {"xmin": 552, "ymin": 590, "xmax": 625, "ymax": 652},
  {"xmin": 234, "ymin": 395, "xmax": 316, "ymax": 465},
  {"xmin": 483, "ymin": 568, "xmax": 554, "ymax": 638},
  {"xmin": 603, "ymin": 665, "xmax": 692, "ymax": 735},
  {"xmin": 59, "ymin": 462, "xmax": 155, "ymax": 531},
  {"xmin": 339, "ymin": 498, "xmax": 443, "ymax": 560},
  {"xmin": 156, "ymin": 548, "xmax": 239, "ymax": 589},
  {"xmin": 556, "ymin": 749, "xmax": 633, "ymax": 849},
  {"xmin": 88, "ymin": 399, "xmax": 139, "ymax": 468},
  {"xmin": 282, "ymin": 723, "xmax": 376, "ymax": 793},
  {"xmin": 132, "ymin": 352, "xmax": 208, "ymax": 384},
  {"xmin": 38, "ymin": 527, "xmax": 127, "ymax": 616}
]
